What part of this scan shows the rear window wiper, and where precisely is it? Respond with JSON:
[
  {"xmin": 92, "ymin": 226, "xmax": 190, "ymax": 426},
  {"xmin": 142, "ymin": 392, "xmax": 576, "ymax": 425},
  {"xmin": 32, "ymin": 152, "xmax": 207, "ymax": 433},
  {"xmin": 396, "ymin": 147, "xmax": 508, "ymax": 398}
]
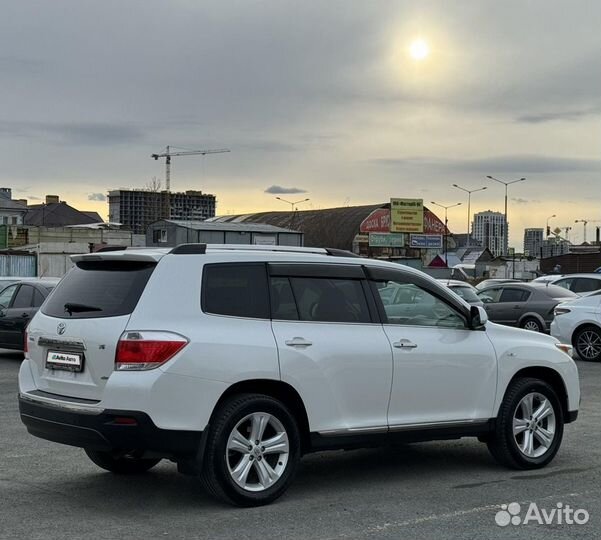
[{"xmin": 64, "ymin": 302, "xmax": 103, "ymax": 315}]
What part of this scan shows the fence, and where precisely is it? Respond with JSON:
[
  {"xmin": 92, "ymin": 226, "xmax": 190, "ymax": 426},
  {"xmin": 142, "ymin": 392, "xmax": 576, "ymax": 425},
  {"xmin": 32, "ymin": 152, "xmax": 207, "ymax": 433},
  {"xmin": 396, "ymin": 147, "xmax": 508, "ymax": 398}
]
[{"xmin": 0, "ymin": 252, "xmax": 37, "ymax": 277}]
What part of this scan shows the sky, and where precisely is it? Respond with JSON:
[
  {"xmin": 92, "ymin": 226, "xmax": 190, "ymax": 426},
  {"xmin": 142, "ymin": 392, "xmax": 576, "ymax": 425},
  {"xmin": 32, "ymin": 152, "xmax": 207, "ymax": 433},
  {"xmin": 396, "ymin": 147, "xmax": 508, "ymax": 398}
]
[{"xmin": 1, "ymin": 0, "xmax": 600, "ymax": 248}]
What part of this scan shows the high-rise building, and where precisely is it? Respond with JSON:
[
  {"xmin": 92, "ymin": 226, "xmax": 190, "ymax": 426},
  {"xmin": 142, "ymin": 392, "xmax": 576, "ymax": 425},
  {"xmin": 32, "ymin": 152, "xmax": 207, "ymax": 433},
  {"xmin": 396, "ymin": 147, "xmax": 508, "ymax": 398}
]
[
  {"xmin": 523, "ymin": 228, "xmax": 544, "ymax": 257},
  {"xmin": 108, "ymin": 189, "xmax": 216, "ymax": 234},
  {"xmin": 472, "ymin": 210, "xmax": 507, "ymax": 257}
]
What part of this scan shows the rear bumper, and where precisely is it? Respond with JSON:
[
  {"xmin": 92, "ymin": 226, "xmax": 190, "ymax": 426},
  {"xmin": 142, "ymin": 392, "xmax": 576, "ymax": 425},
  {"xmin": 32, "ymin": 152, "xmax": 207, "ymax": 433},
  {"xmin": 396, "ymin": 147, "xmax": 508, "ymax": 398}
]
[{"xmin": 18, "ymin": 393, "xmax": 202, "ymax": 458}]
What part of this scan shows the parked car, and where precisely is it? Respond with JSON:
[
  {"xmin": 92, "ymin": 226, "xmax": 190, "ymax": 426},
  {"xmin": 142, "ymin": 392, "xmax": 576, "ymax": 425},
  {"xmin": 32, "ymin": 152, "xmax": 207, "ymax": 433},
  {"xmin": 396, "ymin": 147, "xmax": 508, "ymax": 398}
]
[
  {"xmin": 475, "ymin": 278, "xmax": 523, "ymax": 290},
  {"xmin": 0, "ymin": 279, "xmax": 60, "ymax": 350},
  {"xmin": 545, "ymin": 274, "xmax": 601, "ymax": 296},
  {"xmin": 477, "ymin": 283, "xmax": 578, "ymax": 333},
  {"xmin": 437, "ymin": 279, "xmax": 483, "ymax": 306},
  {"xmin": 551, "ymin": 291, "xmax": 601, "ymax": 361},
  {"xmin": 19, "ymin": 245, "xmax": 580, "ymax": 506},
  {"xmin": 532, "ymin": 275, "xmax": 564, "ymax": 285}
]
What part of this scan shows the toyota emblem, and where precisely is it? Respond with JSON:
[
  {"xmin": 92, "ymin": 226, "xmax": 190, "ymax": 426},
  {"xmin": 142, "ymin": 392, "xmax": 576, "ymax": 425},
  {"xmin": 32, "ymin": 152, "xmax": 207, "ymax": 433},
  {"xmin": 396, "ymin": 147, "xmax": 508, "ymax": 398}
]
[{"xmin": 57, "ymin": 322, "xmax": 66, "ymax": 335}]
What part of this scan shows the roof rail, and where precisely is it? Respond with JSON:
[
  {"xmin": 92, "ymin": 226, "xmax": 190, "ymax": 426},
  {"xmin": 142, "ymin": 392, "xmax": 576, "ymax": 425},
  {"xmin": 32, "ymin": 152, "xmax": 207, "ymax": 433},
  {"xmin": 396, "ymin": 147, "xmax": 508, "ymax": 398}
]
[
  {"xmin": 168, "ymin": 243, "xmax": 361, "ymax": 257},
  {"xmin": 170, "ymin": 243, "xmax": 207, "ymax": 255},
  {"xmin": 95, "ymin": 246, "xmax": 128, "ymax": 253},
  {"xmin": 324, "ymin": 248, "xmax": 360, "ymax": 258}
]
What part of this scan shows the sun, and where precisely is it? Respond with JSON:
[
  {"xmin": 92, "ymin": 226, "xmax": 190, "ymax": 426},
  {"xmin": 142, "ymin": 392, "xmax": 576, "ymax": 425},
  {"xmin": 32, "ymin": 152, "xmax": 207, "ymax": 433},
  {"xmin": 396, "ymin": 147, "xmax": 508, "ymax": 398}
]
[{"xmin": 409, "ymin": 39, "xmax": 430, "ymax": 61}]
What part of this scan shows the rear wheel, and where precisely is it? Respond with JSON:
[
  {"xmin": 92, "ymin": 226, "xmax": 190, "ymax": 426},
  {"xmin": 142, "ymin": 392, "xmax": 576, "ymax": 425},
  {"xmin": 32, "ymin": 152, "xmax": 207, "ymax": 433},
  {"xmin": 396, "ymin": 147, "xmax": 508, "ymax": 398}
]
[
  {"xmin": 521, "ymin": 317, "xmax": 543, "ymax": 332},
  {"xmin": 487, "ymin": 377, "xmax": 564, "ymax": 469},
  {"xmin": 574, "ymin": 326, "xmax": 601, "ymax": 362},
  {"xmin": 200, "ymin": 393, "xmax": 301, "ymax": 506},
  {"xmin": 84, "ymin": 449, "xmax": 161, "ymax": 474}
]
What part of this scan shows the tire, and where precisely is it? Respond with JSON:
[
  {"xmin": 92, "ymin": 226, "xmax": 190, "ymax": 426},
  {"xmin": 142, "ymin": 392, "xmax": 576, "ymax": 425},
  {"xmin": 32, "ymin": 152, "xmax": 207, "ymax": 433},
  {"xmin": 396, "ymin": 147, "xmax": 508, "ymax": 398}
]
[
  {"xmin": 574, "ymin": 325, "xmax": 601, "ymax": 362},
  {"xmin": 200, "ymin": 393, "xmax": 301, "ymax": 507},
  {"xmin": 520, "ymin": 317, "xmax": 544, "ymax": 333},
  {"xmin": 84, "ymin": 449, "xmax": 161, "ymax": 474},
  {"xmin": 487, "ymin": 377, "xmax": 564, "ymax": 470}
]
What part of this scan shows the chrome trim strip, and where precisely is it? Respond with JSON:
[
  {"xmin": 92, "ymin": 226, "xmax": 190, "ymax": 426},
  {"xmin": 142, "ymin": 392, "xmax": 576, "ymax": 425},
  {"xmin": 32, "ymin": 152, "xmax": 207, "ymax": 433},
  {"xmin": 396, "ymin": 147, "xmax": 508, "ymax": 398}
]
[
  {"xmin": 318, "ymin": 419, "xmax": 489, "ymax": 437},
  {"xmin": 19, "ymin": 392, "xmax": 104, "ymax": 415},
  {"xmin": 388, "ymin": 419, "xmax": 489, "ymax": 432},
  {"xmin": 38, "ymin": 337, "xmax": 86, "ymax": 352},
  {"xmin": 318, "ymin": 426, "xmax": 388, "ymax": 437}
]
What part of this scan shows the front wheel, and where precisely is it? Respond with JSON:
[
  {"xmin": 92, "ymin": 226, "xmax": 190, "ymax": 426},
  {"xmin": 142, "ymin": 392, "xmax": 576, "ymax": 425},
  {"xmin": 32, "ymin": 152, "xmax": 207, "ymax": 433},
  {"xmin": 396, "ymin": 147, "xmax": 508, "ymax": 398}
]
[
  {"xmin": 487, "ymin": 377, "xmax": 564, "ymax": 469},
  {"xmin": 200, "ymin": 393, "xmax": 301, "ymax": 506},
  {"xmin": 84, "ymin": 449, "xmax": 161, "ymax": 474}
]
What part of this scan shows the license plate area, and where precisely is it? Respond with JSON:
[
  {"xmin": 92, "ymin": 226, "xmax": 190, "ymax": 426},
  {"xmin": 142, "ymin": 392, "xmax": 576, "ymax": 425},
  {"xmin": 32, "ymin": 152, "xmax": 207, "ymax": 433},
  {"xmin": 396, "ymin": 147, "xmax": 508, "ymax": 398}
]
[{"xmin": 45, "ymin": 351, "xmax": 84, "ymax": 372}]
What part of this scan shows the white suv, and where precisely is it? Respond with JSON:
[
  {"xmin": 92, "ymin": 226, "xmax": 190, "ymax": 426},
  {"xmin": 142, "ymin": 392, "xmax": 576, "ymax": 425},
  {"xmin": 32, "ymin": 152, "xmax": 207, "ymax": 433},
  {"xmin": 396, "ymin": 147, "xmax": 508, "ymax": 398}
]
[{"xmin": 19, "ymin": 245, "xmax": 580, "ymax": 506}]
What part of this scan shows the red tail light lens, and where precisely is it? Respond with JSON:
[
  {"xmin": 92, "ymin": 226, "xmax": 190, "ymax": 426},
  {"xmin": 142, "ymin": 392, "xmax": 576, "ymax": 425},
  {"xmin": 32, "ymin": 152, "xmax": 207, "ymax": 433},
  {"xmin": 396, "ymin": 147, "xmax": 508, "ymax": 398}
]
[
  {"xmin": 115, "ymin": 331, "xmax": 188, "ymax": 371},
  {"xmin": 24, "ymin": 329, "xmax": 29, "ymax": 355}
]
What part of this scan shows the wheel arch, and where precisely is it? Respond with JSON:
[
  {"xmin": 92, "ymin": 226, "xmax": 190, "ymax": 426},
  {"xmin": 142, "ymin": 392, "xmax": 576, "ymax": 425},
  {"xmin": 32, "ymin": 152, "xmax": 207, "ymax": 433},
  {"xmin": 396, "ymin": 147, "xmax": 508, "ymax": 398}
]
[
  {"xmin": 211, "ymin": 379, "xmax": 311, "ymax": 453},
  {"xmin": 571, "ymin": 322, "xmax": 601, "ymax": 346},
  {"xmin": 517, "ymin": 312, "xmax": 546, "ymax": 329},
  {"xmin": 505, "ymin": 366, "xmax": 569, "ymax": 421}
]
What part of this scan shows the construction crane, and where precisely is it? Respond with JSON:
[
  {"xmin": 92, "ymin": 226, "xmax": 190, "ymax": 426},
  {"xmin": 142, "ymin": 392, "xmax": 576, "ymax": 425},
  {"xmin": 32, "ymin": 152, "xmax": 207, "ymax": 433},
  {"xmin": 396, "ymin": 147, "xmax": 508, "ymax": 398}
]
[
  {"xmin": 574, "ymin": 219, "xmax": 601, "ymax": 243},
  {"xmin": 151, "ymin": 146, "xmax": 230, "ymax": 191}
]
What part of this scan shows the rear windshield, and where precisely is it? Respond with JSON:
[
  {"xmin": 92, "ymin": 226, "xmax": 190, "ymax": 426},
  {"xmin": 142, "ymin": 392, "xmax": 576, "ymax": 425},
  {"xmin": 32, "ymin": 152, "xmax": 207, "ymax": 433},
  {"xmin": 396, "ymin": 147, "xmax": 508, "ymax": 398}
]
[
  {"xmin": 541, "ymin": 284, "xmax": 579, "ymax": 299},
  {"xmin": 450, "ymin": 285, "xmax": 480, "ymax": 303},
  {"xmin": 42, "ymin": 261, "xmax": 156, "ymax": 319}
]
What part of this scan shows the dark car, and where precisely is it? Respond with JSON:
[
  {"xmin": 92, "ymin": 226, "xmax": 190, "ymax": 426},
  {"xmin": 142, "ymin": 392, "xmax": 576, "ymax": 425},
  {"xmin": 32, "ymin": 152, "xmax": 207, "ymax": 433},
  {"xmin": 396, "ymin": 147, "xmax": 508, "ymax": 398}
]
[
  {"xmin": 477, "ymin": 282, "xmax": 578, "ymax": 333},
  {"xmin": 0, "ymin": 279, "xmax": 59, "ymax": 350}
]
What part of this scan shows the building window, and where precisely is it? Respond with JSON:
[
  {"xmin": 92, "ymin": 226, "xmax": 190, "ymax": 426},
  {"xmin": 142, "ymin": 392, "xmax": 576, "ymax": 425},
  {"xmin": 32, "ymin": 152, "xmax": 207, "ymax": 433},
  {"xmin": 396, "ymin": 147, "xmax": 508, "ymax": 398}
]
[{"xmin": 152, "ymin": 229, "xmax": 168, "ymax": 243}]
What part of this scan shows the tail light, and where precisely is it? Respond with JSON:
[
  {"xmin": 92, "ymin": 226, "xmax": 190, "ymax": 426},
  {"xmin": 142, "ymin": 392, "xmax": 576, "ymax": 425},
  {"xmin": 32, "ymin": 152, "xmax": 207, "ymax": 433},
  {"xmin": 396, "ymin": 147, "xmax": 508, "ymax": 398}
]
[
  {"xmin": 115, "ymin": 331, "xmax": 188, "ymax": 371},
  {"xmin": 24, "ymin": 329, "xmax": 29, "ymax": 355},
  {"xmin": 554, "ymin": 307, "xmax": 571, "ymax": 316}
]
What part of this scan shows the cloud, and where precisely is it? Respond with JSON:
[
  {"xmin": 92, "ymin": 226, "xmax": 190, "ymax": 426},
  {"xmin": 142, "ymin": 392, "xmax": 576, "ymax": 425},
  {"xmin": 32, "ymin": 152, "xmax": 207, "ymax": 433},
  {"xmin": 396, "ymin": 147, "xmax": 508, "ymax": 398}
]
[
  {"xmin": 0, "ymin": 121, "xmax": 144, "ymax": 145},
  {"xmin": 370, "ymin": 155, "xmax": 601, "ymax": 174},
  {"xmin": 264, "ymin": 185, "xmax": 307, "ymax": 194},
  {"xmin": 88, "ymin": 192, "xmax": 107, "ymax": 201},
  {"xmin": 511, "ymin": 197, "xmax": 539, "ymax": 204},
  {"xmin": 27, "ymin": 195, "xmax": 41, "ymax": 200},
  {"xmin": 516, "ymin": 106, "xmax": 601, "ymax": 124}
]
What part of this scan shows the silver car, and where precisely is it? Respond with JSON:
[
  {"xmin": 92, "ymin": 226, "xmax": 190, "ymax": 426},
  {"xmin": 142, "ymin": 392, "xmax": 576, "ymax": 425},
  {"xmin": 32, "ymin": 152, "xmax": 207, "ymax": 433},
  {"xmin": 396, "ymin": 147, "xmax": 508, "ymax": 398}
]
[{"xmin": 477, "ymin": 283, "xmax": 578, "ymax": 332}]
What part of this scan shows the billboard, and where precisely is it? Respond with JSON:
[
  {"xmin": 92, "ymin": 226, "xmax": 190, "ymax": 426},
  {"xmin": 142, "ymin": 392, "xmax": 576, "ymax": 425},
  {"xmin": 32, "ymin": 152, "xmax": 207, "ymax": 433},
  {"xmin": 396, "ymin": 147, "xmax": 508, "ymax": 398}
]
[
  {"xmin": 409, "ymin": 234, "xmax": 443, "ymax": 249},
  {"xmin": 368, "ymin": 233, "xmax": 405, "ymax": 247},
  {"xmin": 390, "ymin": 198, "xmax": 424, "ymax": 233}
]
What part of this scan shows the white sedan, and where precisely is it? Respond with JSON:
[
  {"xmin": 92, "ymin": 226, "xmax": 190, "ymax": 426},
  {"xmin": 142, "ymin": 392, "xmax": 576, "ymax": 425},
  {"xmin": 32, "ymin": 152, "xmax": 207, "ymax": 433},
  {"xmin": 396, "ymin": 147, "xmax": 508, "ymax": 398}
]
[{"xmin": 551, "ymin": 291, "xmax": 601, "ymax": 361}]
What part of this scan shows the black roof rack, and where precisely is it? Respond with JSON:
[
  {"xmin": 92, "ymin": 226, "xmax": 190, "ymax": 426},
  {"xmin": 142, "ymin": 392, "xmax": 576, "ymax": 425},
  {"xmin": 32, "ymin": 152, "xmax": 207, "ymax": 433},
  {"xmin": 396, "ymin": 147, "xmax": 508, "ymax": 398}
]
[
  {"xmin": 170, "ymin": 243, "xmax": 207, "ymax": 255},
  {"xmin": 324, "ymin": 248, "xmax": 361, "ymax": 258},
  {"xmin": 95, "ymin": 246, "xmax": 128, "ymax": 253}
]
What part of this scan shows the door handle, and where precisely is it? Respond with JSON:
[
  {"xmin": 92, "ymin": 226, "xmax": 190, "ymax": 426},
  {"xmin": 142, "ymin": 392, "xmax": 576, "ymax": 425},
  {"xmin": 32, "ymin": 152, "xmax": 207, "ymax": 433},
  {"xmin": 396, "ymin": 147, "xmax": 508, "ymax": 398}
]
[
  {"xmin": 393, "ymin": 339, "xmax": 418, "ymax": 349},
  {"xmin": 285, "ymin": 337, "xmax": 313, "ymax": 347},
  {"xmin": 21, "ymin": 313, "xmax": 30, "ymax": 318}
]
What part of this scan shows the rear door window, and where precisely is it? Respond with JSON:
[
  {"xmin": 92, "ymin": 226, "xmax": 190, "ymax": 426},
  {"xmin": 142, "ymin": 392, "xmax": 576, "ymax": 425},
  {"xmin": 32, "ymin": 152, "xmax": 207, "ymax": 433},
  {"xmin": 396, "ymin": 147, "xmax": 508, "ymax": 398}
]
[
  {"xmin": 33, "ymin": 289, "xmax": 46, "ymax": 307},
  {"xmin": 288, "ymin": 277, "xmax": 371, "ymax": 323},
  {"xmin": 499, "ymin": 288, "xmax": 530, "ymax": 302},
  {"xmin": 202, "ymin": 263, "xmax": 269, "ymax": 319},
  {"xmin": 42, "ymin": 261, "xmax": 156, "ymax": 319},
  {"xmin": 572, "ymin": 278, "xmax": 601, "ymax": 294},
  {"xmin": 12, "ymin": 285, "xmax": 34, "ymax": 308}
]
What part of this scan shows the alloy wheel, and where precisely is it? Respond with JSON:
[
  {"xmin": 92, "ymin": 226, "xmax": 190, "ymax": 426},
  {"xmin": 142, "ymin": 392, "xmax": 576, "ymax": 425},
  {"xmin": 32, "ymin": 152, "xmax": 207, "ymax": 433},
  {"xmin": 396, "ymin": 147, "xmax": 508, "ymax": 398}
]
[
  {"xmin": 226, "ymin": 412, "xmax": 289, "ymax": 492},
  {"xmin": 577, "ymin": 330, "xmax": 601, "ymax": 360},
  {"xmin": 523, "ymin": 320, "xmax": 541, "ymax": 332},
  {"xmin": 513, "ymin": 392, "xmax": 556, "ymax": 458}
]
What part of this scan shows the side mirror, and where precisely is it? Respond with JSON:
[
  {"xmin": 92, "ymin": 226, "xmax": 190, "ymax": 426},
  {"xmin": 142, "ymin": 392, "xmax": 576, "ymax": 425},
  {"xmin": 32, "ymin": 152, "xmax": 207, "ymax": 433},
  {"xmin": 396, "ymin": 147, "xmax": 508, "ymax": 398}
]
[{"xmin": 470, "ymin": 305, "xmax": 488, "ymax": 328}]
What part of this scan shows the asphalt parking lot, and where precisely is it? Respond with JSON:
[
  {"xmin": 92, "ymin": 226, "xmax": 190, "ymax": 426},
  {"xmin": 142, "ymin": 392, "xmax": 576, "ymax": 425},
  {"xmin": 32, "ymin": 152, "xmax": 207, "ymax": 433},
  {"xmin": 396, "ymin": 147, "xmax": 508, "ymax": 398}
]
[{"xmin": 1, "ymin": 350, "xmax": 600, "ymax": 540}]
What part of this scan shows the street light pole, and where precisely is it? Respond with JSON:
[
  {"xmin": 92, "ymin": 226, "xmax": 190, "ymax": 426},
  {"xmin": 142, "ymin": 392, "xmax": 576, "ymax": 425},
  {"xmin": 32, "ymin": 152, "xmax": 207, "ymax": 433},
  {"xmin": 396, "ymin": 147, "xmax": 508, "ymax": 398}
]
[
  {"xmin": 452, "ymin": 184, "xmax": 487, "ymax": 248},
  {"xmin": 430, "ymin": 201, "xmax": 462, "ymax": 265},
  {"xmin": 275, "ymin": 196, "xmax": 310, "ymax": 212},
  {"xmin": 486, "ymin": 176, "xmax": 526, "ymax": 255}
]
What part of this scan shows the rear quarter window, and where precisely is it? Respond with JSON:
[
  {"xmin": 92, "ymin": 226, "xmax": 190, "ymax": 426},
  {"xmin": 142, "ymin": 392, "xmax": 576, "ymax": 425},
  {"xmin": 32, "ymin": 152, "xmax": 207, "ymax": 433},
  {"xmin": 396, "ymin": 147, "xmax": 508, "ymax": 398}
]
[{"xmin": 42, "ymin": 261, "xmax": 156, "ymax": 319}]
